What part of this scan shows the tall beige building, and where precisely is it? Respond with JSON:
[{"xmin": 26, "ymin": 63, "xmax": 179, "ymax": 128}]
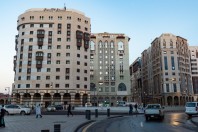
[
  {"xmin": 141, "ymin": 33, "xmax": 194, "ymax": 106},
  {"xmin": 90, "ymin": 32, "xmax": 131, "ymax": 106},
  {"xmin": 12, "ymin": 8, "xmax": 91, "ymax": 107},
  {"xmin": 189, "ymin": 46, "xmax": 198, "ymax": 101}
]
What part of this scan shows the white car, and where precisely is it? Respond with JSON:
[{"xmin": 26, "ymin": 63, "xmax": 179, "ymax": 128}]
[
  {"xmin": 185, "ymin": 102, "xmax": 198, "ymax": 116},
  {"xmin": 144, "ymin": 104, "xmax": 164, "ymax": 121},
  {"xmin": 4, "ymin": 104, "xmax": 31, "ymax": 115}
]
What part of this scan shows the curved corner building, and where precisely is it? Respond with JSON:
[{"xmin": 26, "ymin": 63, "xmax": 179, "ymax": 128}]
[{"xmin": 12, "ymin": 8, "xmax": 90, "ymax": 107}]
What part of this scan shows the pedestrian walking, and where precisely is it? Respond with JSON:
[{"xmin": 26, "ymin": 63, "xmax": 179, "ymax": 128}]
[
  {"xmin": 0, "ymin": 105, "xmax": 6, "ymax": 127},
  {"xmin": 134, "ymin": 103, "xmax": 138, "ymax": 113},
  {"xmin": 129, "ymin": 104, "xmax": 133, "ymax": 115},
  {"xmin": 35, "ymin": 104, "xmax": 42, "ymax": 118},
  {"xmin": 67, "ymin": 104, "xmax": 73, "ymax": 117}
]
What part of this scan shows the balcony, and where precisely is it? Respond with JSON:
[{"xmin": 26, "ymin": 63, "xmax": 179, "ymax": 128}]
[
  {"xmin": 36, "ymin": 56, "xmax": 43, "ymax": 60},
  {"xmin": 36, "ymin": 64, "xmax": 42, "ymax": 68},
  {"xmin": 37, "ymin": 34, "xmax": 45, "ymax": 38},
  {"xmin": 37, "ymin": 41, "xmax": 43, "ymax": 46}
]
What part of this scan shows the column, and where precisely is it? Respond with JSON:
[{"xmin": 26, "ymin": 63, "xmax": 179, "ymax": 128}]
[
  {"xmin": 80, "ymin": 93, "xmax": 83, "ymax": 106},
  {"xmin": 30, "ymin": 94, "xmax": 34, "ymax": 107},
  {"xmin": 20, "ymin": 94, "xmax": 23, "ymax": 105},
  {"xmin": 40, "ymin": 93, "xmax": 44, "ymax": 106},
  {"xmin": 60, "ymin": 93, "xmax": 64, "ymax": 105},
  {"xmin": 70, "ymin": 93, "xmax": 75, "ymax": 105}
]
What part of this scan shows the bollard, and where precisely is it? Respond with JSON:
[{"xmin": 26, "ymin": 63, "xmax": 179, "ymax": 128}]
[
  {"xmin": 95, "ymin": 109, "xmax": 98, "ymax": 118},
  {"xmin": 41, "ymin": 130, "xmax": 49, "ymax": 132},
  {"xmin": 54, "ymin": 124, "xmax": 61, "ymax": 132},
  {"xmin": 85, "ymin": 110, "xmax": 91, "ymax": 120},
  {"xmin": 107, "ymin": 108, "xmax": 110, "ymax": 117}
]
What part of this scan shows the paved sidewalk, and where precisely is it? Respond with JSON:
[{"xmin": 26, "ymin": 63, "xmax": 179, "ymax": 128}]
[{"xmin": 0, "ymin": 115, "xmax": 107, "ymax": 132}]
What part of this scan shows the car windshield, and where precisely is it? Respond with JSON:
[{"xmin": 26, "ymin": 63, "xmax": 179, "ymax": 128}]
[
  {"xmin": 19, "ymin": 105, "xmax": 29, "ymax": 108},
  {"xmin": 186, "ymin": 103, "xmax": 196, "ymax": 107},
  {"xmin": 147, "ymin": 105, "xmax": 160, "ymax": 109}
]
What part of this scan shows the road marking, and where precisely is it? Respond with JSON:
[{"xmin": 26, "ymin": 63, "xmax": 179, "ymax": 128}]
[
  {"xmin": 140, "ymin": 122, "xmax": 143, "ymax": 127},
  {"xmin": 82, "ymin": 122, "xmax": 95, "ymax": 132}
]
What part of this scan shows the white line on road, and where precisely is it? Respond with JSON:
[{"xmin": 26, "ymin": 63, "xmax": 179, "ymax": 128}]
[{"xmin": 140, "ymin": 122, "xmax": 143, "ymax": 127}]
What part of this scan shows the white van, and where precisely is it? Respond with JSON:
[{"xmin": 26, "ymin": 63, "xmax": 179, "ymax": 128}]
[{"xmin": 185, "ymin": 102, "xmax": 198, "ymax": 116}]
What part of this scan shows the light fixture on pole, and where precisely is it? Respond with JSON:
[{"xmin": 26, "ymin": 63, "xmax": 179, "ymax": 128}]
[{"xmin": 5, "ymin": 87, "xmax": 10, "ymax": 104}]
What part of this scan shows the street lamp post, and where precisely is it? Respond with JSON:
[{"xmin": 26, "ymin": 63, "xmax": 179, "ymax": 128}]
[{"xmin": 5, "ymin": 87, "xmax": 10, "ymax": 104}]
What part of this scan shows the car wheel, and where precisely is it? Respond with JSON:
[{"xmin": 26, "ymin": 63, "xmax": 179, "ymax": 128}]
[{"xmin": 20, "ymin": 111, "xmax": 26, "ymax": 115}]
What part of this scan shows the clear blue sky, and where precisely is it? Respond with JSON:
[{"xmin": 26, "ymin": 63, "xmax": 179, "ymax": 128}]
[{"xmin": 0, "ymin": 0, "xmax": 198, "ymax": 93}]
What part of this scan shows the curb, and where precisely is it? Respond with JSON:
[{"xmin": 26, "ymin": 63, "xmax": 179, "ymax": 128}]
[
  {"xmin": 191, "ymin": 118, "xmax": 198, "ymax": 126},
  {"xmin": 74, "ymin": 120, "xmax": 94, "ymax": 132}
]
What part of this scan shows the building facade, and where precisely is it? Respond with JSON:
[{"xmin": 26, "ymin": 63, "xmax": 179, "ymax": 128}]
[
  {"xmin": 141, "ymin": 33, "xmax": 194, "ymax": 106},
  {"xmin": 90, "ymin": 32, "xmax": 131, "ymax": 106},
  {"xmin": 129, "ymin": 57, "xmax": 142, "ymax": 104},
  {"xmin": 189, "ymin": 46, "xmax": 198, "ymax": 101},
  {"xmin": 12, "ymin": 8, "xmax": 91, "ymax": 107}
]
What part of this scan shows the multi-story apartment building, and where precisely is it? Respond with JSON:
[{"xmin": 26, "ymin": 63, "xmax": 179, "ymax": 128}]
[
  {"xmin": 12, "ymin": 8, "xmax": 91, "ymax": 107},
  {"xmin": 189, "ymin": 46, "xmax": 198, "ymax": 101},
  {"xmin": 90, "ymin": 32, "xmax": 131, "ymax": 106},
  {"xmin": 141, "ymin": 33, "xmax": 194, "ymax": 106},
  {"xmin": 129, "ymin": 57, "xmax": 142, "ymax": 104}
]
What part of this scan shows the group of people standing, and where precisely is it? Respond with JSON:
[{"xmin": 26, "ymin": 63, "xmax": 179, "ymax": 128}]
[{"xmin": 129, "ymin": 103, "xmax": 138, "ymax": 115}]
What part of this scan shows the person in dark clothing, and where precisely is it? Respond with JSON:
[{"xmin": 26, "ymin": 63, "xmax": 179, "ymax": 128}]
[
  {"xmin": 134, "ymin": 103, "xmax": 138, "ymax": 113},
  {"xmin": 129, "ymin": 104, "xmax": 133, "ymax": 115},
  {"xmin": 67, "ymin": 104, "xmax": 73, "ymax": 117},
  {"xmin": 0, "ymin": 105, "xmax": 6, "ymax": 127}
]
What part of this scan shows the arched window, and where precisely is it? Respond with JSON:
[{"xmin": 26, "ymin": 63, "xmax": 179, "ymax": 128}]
[
  {"xmin": 110, "ymin": 41, "xmax": 114, "ymax": 48},
  {"xmin": 118, "ymin": 41, "xmax": 124, "ymax": 50},
  {"xmin": 105, "ymin": 41, "xmax": 108, "ymax": 48},
  {"xmin": 99, "ymin": 41, "xmax": 102, "ymax": 48},
  {"xmin": 90, "ymin": 41, "xmax": 95, "ymax": 50},
  {"xmin": 118, "ymin": 83, "xmax": 126, "ymax": 91}
]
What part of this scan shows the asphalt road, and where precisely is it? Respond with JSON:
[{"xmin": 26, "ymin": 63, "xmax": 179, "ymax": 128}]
[{"xmin": 84, "ymin": 112, "xmax": 198, "ymax": 132}]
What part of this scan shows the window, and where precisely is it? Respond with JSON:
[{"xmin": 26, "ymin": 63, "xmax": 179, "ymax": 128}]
[
  {"xmin": 65, "ymin": 76, "xmax": 70, "ymax": 80},
  {"xmin": 84, "ymin": 77, "xmax": 87, "ymax": 81},
  {"xmin": 56, "ymin": 68, "xmax": 60, "ymax": 72},
  {"xmin": 40, "ymin": 24, "xmax": 43, "ymax": 27},
  {"xmin": 166, "ymin": 84, "xmax": 169, "ymax": 92},
  {"xmin": 57, "ymin": 38, "xmax": 61, "ymax": 41},
  {"xmin": 46, "ymin": 84, "xmax": 50, "ymax": 88},
  {"xmin": 66, "ymin": 53, "xmax": 70, "ymax": 57},
  {"xmin": 47, "ymin": 53, "xmax": 51, "ymax": 58},
  {"xmin": 57, "ymin": 31, "xmax": 61, "ymax": 34},
  {"xmin": 27, "ymin": 76, "xmax": 31, "ymax": 80},
  {"xmin": 173, "ymin": 84, "xmax": 177, "ymax": 92},
  {"xmin": 56, "ymin": 76, "xmax": 60, "ymax": 80},
  {"xmin": 46, "ymin": 76, "xmax": 50, "ymax": 80},
  {"xmin": 37, "ymin": 76, "xmax": 41, "ymax": 80},
  {"xmin": 49, "ymin": 24, "xmax": 53, "ymax": 28},
  {"xmin": 66, "ymin": 68, "xmax": 70, "ymax": 74},
  {"xmin": 58, "ymin": 24, "xmax": 61, "ymax": 28},
  {"xmin": 55, "ymin": 84, "xmax": 59, "ymax": 88},
  {"xmin": 29, "ymin": 38, "xmax": 33, "ymax": 42},
  {"xmin": 84, "ymin": 55, "xmax": 87, "ymax": 59},
  {"xmin": 57, "ymin": 53, "xmax": 61, "ymax": 57},
  {"xmin": 37, "ymin": 68, "xmax": 41, "ymax": 72},
  {"xmin": 36, "ymin": 84, "xmax": 40, "ymax": 88},
  {"xmin": 66, "ymin": 60, "xmax": 70, "ymax": 64},
  {"xmin": 48, "ymin": 31, "xmax": 52, "ymax": 36},
  {"xmin": 84, "ymin": 85, "xmax": 87, "ymax": 89},
  {"xmin": 65, "ymin": 84, "xmax": 69, "ymax": 88},
  {"xmin": 66, "ymin": 45, "xmax": 70, "ymax": 49},
  {"xmin": 30, "ymin": 24, "xmax": 34, "ymax": 27},
  {"xmin": 171, "ymin": 56, "xmax": 175, "ymax": 70},
  {"xmin": 164, "ymin": 56, "xmax": 168, "ymax": 70},
  {"xmin": 77, "ymin": 69, "xmax": 80, "ymax": 72},
  {"xmin": 26, "ymin": 84, "xmax": 30, "ymax": 88},
  {"xmin": 77, "ymin": 76, "xmax": 80, "ymax": 80},
  {"xmin": 56, "ymin": 60, "xmax": 60, "ymax": 64},
  {"xmin": 47, "ymin": 61, "xmax": 51, "ymax": 64},
  {"xmin": 18, "ymin": 76, "xmax": 21, "ymax": 80},
  {"xmin": 76, "ymin": 84, "xmax": 80, "ymax": 88},
  {"xmin": 77, "ymin": 61, "xmax": 80, "ymax": 65},
  {"xmin": 77, "ymin": 54, "xmax": 80, "ymax": 57},
  {"xmin": 84, "ymin": 62, "xmax": 87, "ymax": 66}
]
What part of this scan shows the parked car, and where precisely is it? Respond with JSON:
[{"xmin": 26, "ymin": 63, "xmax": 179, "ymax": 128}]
[
  {"xmin": 144, "ymin": 104, "xmax": 164, "ymax": 121},
  {"xmin": 185, "ymin": 102, "xmax": 198, "ymax": 116},
  {"xmin": 4, "ymin": 104, "xmax": 31, "ymax": 115},
  {"xmin": 46, "ymin": 105, "xmax": 56, "ymax": 112},
  {"xmin": 55, "ymin": 105, "xmax": 63, "ymax": 110}
]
